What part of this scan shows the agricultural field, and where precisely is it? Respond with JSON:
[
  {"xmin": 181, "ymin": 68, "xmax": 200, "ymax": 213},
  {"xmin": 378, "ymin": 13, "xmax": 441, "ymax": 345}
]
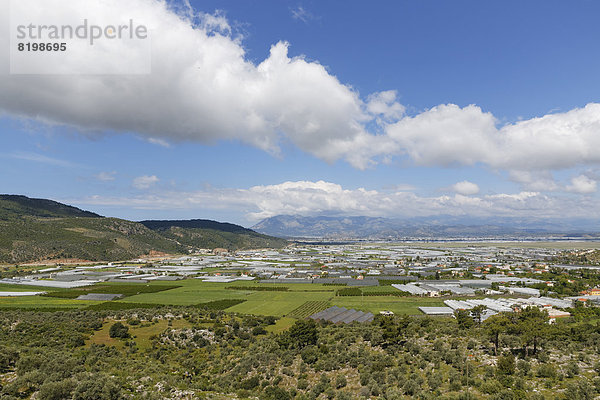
[
  {"xmin": 225, "ymin": 290, "xmax": 333, "ymax": 316},
  {"xmin": 0, "ymin": 296, "xmax": 97, "ymax": 309},
  {"xmin": 0, "ymin": 278, "xmax": 446, "ymax": 316},
  {"xmin": 119, "ymin": 281, "xmax": 257, "ymax": 305},
  {"xmin": 286, "ymin": 301, "xmax": 330, "ymax": 318}
]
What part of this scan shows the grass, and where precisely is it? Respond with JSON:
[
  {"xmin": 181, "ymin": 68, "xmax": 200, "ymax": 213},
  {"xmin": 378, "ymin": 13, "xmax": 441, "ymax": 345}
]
[
  {"xmin": 265, "ymin": 317, "xmax": 297, "ymax": 334},
  {"xmin": 0, "ymin": 282, "xmax": 66, "ymax": 292},
  {"xmin": 87, "ymin": 318, "xmax": 192, "ymax": 350},
  {"xmin": 287, "ymin": 301, "xmax": 331, "ymax": 319},
  {"xmin": 226, "ymin": 290, "xmax": 333, "ymax": 316},
  {"xmin": 0, "ymin": 295, "xmax": 95, "ymax": 309},
  {"xmin": 120, "ymin": 281, "xmax": 255, "ymax": 305}
]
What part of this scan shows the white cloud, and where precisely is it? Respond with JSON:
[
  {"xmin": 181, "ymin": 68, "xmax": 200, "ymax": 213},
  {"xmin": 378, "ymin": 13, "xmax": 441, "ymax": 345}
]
[
  {"xmin": 5, "ymin": 151, "xmax": 76, "ymax": 167},
  {"xmin": 508, "ymin": 170, "xmax": 560, "ymax": 192},
  {"xmin": 72, "ymin": 180, "xmax": 600, "ymax": 223},
  {"xmin": 0, "ymin": 0, "xmax": 374, "ymax": 167},
  {"xmin": 1, "ymin": 1, "xmax": 600, "ymax": 172},
  {"xmin": 567, "ymin": 175, "xmax": 597, "ymax": 194},
  {"xmin": 290, "ymin": 6, "xmax": 315, "ymax": 23},
  {"xmin": 147, "ymin": 138, "xmax": 171, "ymax": 148},
  {"xmin": 366, "ymin": 90, "xmax": 405, "ymax": 121},
  {"xmin": 95, "ymin": 171, "xmax": 116, "ymax": 181},
  {"xmin": 450, "ymin": 181, "xmax": 479, "ymax": 196},
  {"xmin": 132, "ymin": 175, "xmax": 159, "ymax": 189},
  {"xmin": 383, "ymin": 103, "xmax": 600, "ymax": 170},
  {"xmin": 508, "ymin": 170, "xmax": 598, "ymax": 194}
]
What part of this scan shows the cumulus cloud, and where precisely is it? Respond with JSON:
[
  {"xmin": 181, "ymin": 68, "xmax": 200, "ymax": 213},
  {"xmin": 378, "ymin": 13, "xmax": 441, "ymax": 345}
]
[
  {"xmin": 450, "ymin": 181, "xmax": 479, "ymax": 196},
  {"xmin": 72, "ymin": 180, "xmax": 600, "ymax": 223},
  {"xmin": 132, "ymin": 175, "xmax": 159, "ymax": 189},
  {"xmin": 0, "ymin": 0, "xmax": 375, "ymax": 167},
  {"xmin": 2, "ymin": 0, "xmax": 600, "ymax": 172},
  {"xmin": 567, "ymin": 175, "xmax": 597, "ymax": 194},
  {"xmin": 366, "ymin": 90, "xmax": 405, "ymax": 121},
  {"xmin": 508, "ymin": 170, "xmax": 561, "ymax": 192}
]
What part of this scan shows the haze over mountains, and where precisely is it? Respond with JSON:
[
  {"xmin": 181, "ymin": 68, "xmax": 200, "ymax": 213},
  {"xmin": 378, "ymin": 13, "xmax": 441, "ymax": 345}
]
[
  {"xmin": 252, "ymin": 214, "xmax": 600, "ymax": 239},
  {"xmin": 2, "ymin": 193, "xmax": 599, "ymax": 264}
]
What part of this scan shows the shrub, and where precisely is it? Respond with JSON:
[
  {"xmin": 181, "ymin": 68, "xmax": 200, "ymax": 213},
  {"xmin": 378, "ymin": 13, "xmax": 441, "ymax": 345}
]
[
  {"xmin": 240, "ymin": 376, "xmax": 260, "ymax": 390},
  {"xmin": 497, "ymin": 354, "xmax": 516, "ymax": 376},
  {"xmin": 108, "ymin": 322, "xmax": 129, "ymax": 339},
  {"xmin": 289, "ymin": 319, "xmax": 318, "ymax": 348},
  {"xmin": 537, "ymin": 363, "xmax": 557, "ymax": 378},
  {"xmin": 72, "ymin": 376, "xmax": 122, "ymax": 400},
  {"xmin": 39, "ymin": 379, "xmax": 75, "ymax": 400}
]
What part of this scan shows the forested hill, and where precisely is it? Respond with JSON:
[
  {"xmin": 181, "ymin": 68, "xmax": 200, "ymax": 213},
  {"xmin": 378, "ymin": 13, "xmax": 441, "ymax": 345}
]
[
  {"xmin": 140, "ymin": 219, "xmax": 289, "ymax": 251},
  {"xmin": 0, "ymin": 194, "xmax": 101, "ymax": 219},
  {"xmin": 140, "ymin": 219, "xmax": 255, "ymax": 234},
  {"xmin": 0, "ymin": 195, "xmax": 287, "ymax": 264}
]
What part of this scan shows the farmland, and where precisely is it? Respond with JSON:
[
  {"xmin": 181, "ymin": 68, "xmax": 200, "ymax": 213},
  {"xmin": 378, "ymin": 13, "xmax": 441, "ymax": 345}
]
[
  {"xmin": 286, "ymin": 301, "xmax": 330, "ymax": 318},
  {"xmin": 0, "ymin": 279, "xmax": 442, "ymax": 317}
]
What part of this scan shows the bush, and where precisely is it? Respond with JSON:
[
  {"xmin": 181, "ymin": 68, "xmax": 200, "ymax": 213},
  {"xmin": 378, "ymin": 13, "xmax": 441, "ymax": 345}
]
[
  {"xmin": 335, "ymin": 374, "xmax": 347, "ymax": 389},
  {"xmin": 497, "ymin": 354, "xmax": 516, "ymax": 376},
  {"xmin": 108, "ymin": 322, "xmax": 129, "ymax": 339},
  {"xmin": 289, "ymin": 320, "xmax": 318, "ymax": 348},
  {"xmin": 537, "ymin": 364, "xmax": 557, "ymax": 378},
  {"xmin": 72, "ymin": 376, "xmax": 122, "ymax": 400},
  {"xmin": 240, "ymin": 376, "xmax": 260, "ymax": 390},
  {"xmin": 252, "ymin": 326, "xmax": 267, "ymax": 336},
  {"xmin": 0, "ymin": 347, "xmax": 19, "ymax": 373},
  {"xmin": 263, "ymin": 386, "xmax": 291, "ymax": 400},
  {"xmin": 197, "ymin": 299, "xmax": 246, "ymax": 310},
  {"xmin": 39, "ymin": 379, "xmax": 75, "ymax": 400},
  {"xmin": 301, "ymin": 346, "xmax": 319, "ymax": 364}
]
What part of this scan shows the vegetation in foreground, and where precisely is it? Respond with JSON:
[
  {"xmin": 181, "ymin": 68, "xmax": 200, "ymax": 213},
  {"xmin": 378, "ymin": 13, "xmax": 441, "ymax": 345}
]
[{"xmin": 0, "ymin": 304, "xmax": 600, "ymax": 399}]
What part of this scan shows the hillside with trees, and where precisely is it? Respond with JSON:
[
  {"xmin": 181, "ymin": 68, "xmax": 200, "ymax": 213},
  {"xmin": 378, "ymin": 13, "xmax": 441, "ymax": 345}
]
[
  {"xmin": 0, "ymin": 195, "xmax": 287, "ymax": 264},
  {"xmin": 0, "ymin": 304, "xmax": 599, "ymax": 399}
]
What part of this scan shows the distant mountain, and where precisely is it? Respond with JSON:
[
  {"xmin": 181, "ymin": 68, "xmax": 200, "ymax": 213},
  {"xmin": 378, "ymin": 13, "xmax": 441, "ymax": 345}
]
[
  {"xmin": 0, "ymin": 195, "xmax": 287, "ymax": 264},
  {"xmin": 252, "ymin": 215, "xmax": 600, "ymax": 239}
]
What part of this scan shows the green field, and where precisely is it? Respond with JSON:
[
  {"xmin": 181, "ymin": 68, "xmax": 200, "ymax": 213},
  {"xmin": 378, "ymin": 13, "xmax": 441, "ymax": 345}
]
[
  {"xmin": 226, "ymin": 290, "xmax": 333, "ymax": 316},
  {"xmin": 0, "ymin": 279, "xmax": 446, "ymax": 316},
  {"xmin": 0, "ymin": 295, "xmax": 96, "ymax": 309},
  {"xmin": 120, "ymin": 281, "xmax": 256, "ymax": 305},
  {"xmin": 287, "ymin": 301, "xmax": 330, "ymax": 318}
]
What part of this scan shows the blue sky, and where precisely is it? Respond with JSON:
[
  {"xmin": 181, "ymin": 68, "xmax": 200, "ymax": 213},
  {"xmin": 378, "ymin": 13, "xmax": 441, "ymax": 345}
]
[{"xmin": 1, "ymin": 0, "xmax": 600, "ymax": 226}]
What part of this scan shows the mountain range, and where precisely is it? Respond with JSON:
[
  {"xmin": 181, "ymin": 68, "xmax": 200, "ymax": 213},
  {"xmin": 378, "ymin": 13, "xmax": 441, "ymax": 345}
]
[
  {"xmin": 0, "ymin": 195, "xmax": 287, "ymax": 264},
  {"xmin": 251, "ymin": 214, "xmax": 600, "ymax": 239}
]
